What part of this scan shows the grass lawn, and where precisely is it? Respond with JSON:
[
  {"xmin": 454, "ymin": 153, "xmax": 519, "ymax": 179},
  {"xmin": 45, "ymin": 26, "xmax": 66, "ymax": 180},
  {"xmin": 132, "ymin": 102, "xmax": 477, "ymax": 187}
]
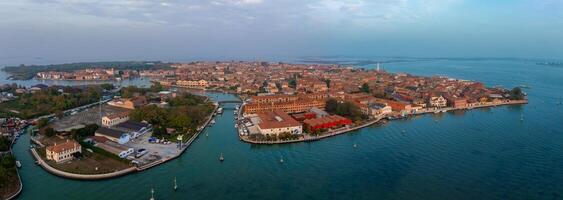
[
  {"xmin": 38, "ymin": 148, "xmax": 131, "ymax": 175},
  {"xmin": 0, "ymin": 169, "xmax": 20, "ymax": 199}
]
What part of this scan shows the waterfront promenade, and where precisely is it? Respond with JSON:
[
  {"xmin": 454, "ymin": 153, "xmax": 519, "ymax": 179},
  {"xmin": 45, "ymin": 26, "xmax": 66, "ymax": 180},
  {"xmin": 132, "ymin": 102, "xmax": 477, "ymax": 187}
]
[{"xmin": 239, "ymin": 99, "xmax": 528, "ymax": 145}]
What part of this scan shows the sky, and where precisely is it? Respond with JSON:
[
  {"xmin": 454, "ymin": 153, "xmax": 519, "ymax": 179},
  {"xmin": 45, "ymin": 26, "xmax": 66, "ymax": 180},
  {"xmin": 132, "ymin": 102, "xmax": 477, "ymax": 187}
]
[{"xmin": 0, "ymin": 0, "xmax": 562, "ymax": 64}]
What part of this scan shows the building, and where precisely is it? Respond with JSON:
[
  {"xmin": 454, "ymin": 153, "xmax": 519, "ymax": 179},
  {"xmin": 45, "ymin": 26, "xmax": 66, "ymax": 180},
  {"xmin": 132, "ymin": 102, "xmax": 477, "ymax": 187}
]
[
  {"xmin": 291, "ymin": 112, "xmax": 317, "ymax": 121},
  {"xmin": 94, "ymin": 141, "xmax": 134, "ymax": 158},
  {"xmin": 95, "ymin": 127, "xmax": 130, "ymax": 144},
  {"xmin": 448, "ymin": 97, "xmax": 468, "ymax": 108},
  {"xmin": 107, "ymin": 97, "xmax": 147, "ymax": 109},
  {"xmin": 244, "ymin": 94, "xmax": 328, "ymax": 114},
  {"xmin": 114, "ymin": 120, "xmax": 151, "ymax": 138},
  {"xmin": 428, "ymin": 95, "xmax": 447, "ymax": 108},
  {"xmin": 176, "ymin": 79, "xmax": 208, "ymax": 88},
  {"xmin": 102, "ymin": 112, "xmax": 130, "ymax": 127},
  {"xmin": 256, "ymin": 110, "xmax": 302, "ymax": 135},
  {"xmin": 46, "ymin": 140, "xmax": 82, "ymax": 163},
  {"xmin": 303, "ymin": 115, "xmax": 352, "ymax": 132},
  {"xmin": 369, "ymin": 103, "xmax": 393, "ymax": 117}
]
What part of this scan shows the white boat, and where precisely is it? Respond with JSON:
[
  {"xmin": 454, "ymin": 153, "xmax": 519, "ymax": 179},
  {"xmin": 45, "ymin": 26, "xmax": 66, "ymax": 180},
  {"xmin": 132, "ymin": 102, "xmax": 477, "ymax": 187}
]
[
  {"xmin": 16, "ymin": 161, "xmax": 21, "ymax": 168},
  {"xmin": 174, "ymin": 177, "xmax": 178, "ymax": 191},
  {"xmin": 219, "ymin": 153, "xmax": 224, "ymax": 162},
  {"xmin": 217, "ymin": 107, "xmax": 223, "ymax": 114}
]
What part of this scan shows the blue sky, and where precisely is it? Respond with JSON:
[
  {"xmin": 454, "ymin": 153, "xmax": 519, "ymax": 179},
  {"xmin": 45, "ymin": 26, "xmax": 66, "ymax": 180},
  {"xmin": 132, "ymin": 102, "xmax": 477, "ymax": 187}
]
[{"xmin": 0, "ymin": 0, "xmax": 562, "ymax": 64}]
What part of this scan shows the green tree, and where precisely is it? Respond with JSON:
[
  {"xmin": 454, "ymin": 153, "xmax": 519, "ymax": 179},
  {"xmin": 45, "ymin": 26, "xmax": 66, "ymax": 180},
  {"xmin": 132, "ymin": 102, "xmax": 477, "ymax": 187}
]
[
  {"xmin": 44, "ymin": 127, "xmax": 56, "ymax": 137},
  {"xmin": 100, "ymin": 83, "xmax": 115, "ymax": 91},
  {"xmin": 36, "ymin": 118, "xmax": 49, "ymax": 128},
  {"xmin": 509, "ymin": 87, "xmax": 525, "ymax": 100},
  {"xmin": 0, "ymin": 136, "xmax": 10, "ymax": 151},
  {"xmin": 361, "ymin": 83, "xmax": 370, "ymax": 93},
  {"xmin": 150, "ymin": 82, "xmax": 164, "ymax": 92},
  {"xmin": 325, "ymin": 98, "xmax": 338, "ymax": 113}
]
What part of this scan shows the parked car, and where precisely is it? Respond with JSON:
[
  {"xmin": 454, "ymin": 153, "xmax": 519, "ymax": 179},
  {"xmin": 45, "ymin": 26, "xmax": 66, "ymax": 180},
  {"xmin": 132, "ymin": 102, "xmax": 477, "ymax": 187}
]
[{"xmin": 136, "ymin": 148, "xmax": 148, "ymax": 158}]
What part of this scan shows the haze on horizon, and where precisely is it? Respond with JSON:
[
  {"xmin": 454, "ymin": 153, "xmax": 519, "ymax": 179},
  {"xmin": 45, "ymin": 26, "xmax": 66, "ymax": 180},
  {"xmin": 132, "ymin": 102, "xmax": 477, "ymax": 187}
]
[{"xmin": 1, "ymin": 0, "xmax": 562, "ymax": 65}]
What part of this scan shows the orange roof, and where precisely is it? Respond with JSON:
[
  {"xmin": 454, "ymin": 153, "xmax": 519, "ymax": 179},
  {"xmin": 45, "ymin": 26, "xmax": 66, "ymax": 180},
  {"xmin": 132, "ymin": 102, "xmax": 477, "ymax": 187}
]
[
  {"xmin": 303, "ymin": 115, "xmax": 348, "ymax": 127},
  {"xmin": 46, "ymin": 140, "xmax": 80, "ymax": 154},
  {"xmin": 257, "ymin": 110, "xmax": 301, "ymax": 129}
]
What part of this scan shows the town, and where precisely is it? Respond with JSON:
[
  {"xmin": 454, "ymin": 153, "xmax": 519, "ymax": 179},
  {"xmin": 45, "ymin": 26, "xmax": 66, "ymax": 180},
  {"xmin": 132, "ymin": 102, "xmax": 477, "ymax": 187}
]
[
  {"xmin": 153, "ymin": 61, "xmax": 526, "ymax": 143},
  {"xmin": 0, "ymin": 61, "xmax": 527, "ymax": 187},
  {"xmin": 33, "ymin": 61, "xmax": 527, "ymax": 144}
]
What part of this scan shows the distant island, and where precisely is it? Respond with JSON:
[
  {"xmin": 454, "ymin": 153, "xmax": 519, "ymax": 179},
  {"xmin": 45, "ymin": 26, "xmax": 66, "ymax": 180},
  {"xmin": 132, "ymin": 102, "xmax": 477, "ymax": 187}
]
[{"xmin": 2, "ymin": 61, "xmax": 172, "ymax": 80}]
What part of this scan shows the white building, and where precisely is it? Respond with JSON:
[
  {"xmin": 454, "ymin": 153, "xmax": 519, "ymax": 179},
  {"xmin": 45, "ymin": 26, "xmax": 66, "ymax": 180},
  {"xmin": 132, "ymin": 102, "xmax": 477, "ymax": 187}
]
[
  {"xmin": 46, "ymin": 140, "xmax": 82, "ymax": 163},
  {"xmin": 102, "ymin": 112, "xmax": 130, "ymax": 127}
]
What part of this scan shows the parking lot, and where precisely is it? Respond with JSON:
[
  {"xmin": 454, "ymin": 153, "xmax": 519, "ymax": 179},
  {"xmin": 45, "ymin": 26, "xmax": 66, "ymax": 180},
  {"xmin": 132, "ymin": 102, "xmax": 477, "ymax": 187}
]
[
  {"xmin": 51, "ymin": 104, "xmax": 130, "ymax": 132},
  {"xmin": 126, "ymin": 132, "xmax": 181, "ymax": 166}
]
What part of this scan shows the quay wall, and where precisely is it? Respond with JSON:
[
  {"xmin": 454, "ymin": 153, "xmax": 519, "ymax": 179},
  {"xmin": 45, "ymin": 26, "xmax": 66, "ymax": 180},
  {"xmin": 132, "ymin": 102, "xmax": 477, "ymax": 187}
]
[
  {"xmin": 30, "ymin": 148, "xmax": 136, "ymax": 180},
  {"xmin": 240, "ymin": 100, "xmax": 528, "ymax": 145}
]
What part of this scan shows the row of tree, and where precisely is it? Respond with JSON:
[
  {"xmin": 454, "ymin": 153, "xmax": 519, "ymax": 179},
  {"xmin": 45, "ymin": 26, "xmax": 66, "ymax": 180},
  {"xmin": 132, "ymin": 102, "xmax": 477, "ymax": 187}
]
[
  {"xmin": 325, "ymin": 98, "xmax": 365, "ymax": 122},
  {"xmin": 0, "ymin": 86, "xmax": 103, "ymax": 119},
  {"xmin": 129, "ymin": 93, "xmax": 213, "ymax": 140}
]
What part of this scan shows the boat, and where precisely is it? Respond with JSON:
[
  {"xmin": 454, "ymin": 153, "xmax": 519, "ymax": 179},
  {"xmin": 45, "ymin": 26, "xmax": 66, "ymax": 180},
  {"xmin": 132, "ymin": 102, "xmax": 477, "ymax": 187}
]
[
  {"xmin": 217, "ymin": 107, "xmax": 223, "ymax": 114},
  {"xmin": 219, "ymin": 153, "xmax": 224, "ymax": 162},
  {"xmin": 206, "ymin": 132, "xmax": 208, "ymax": 137},
  {"xmin": 174, "ymin": 177, "xmax": 178, "ymax": 191},
  {"xmin": 353, "ymin": 144, "xmax": 357, "ymax": 148},
  {"xmin": 280, "ymin": 156, "xmax": 284, "ymax": 163},
  {"xmin": 16, "ymin": 161, "xmax": 21, "ymax": 168},
  {"xmin": 150, "ymin": 188, "xmax": 155, "ymax": 200}
]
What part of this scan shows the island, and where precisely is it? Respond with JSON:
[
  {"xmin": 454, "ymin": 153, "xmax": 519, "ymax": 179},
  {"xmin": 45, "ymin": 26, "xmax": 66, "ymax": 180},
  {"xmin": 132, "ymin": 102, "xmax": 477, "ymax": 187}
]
[
  {"xmin": 1, "ymin": 60, "xmax": 528, "ymax": 180},
  {"xmin": 0, "ymin": 117, "xmax": 25, "ymax": 199},
  {"xmin": 1, "ymin": 61, "xmax": 172, "ymax": 80},
  {"xmin": 135, "ymin": 61, "xmax": 527, "ymax": 144},
  {"xmin": 1, "ymin": 83, "xmax": 215, "ymax": 180}
]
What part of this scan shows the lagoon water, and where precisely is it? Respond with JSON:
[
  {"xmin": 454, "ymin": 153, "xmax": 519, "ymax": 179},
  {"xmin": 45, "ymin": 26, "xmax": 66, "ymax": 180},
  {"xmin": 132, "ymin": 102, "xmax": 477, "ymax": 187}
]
[{"xmin": 5, "ymin": 59, "xmax": 563, "ymax": 200}]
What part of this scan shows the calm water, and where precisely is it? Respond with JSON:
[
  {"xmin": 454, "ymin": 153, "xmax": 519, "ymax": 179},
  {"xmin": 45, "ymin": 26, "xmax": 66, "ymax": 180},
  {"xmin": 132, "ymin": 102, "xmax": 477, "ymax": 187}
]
[{"xmin": 8, "ymin": 59, "xmax": 563, "ymax": 200}]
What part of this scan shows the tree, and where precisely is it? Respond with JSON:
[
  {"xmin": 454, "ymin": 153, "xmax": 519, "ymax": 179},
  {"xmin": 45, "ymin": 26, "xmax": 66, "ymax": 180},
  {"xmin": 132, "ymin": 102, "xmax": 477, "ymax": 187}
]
[
  {"xmin": 361, "ymin": 83, "xmax": 370, "ymax": 93},
  {"xmin": 153, "ymin": 126, "xmax": 168, "ymax": 138},
  {"xmin": 1, "ymin": 155, "xmax": 15, "ymax": 169},
  {"xmin": 509, "ymin": 87, "xmax": 525, "ymax": 100},
  {"xmin": 44, "ymin": 127, "xmax": 56, "ymax": 137},
  {"xmin": 288, "ymin": 78, "xmax": 297, "ymax": 89},
  {"xmin": 100, "ymin": 83, "xmax": 115, "ymax": 91},
  {"xmin": 150, "ymin": 82, "xmax": 164, "ymax": 93},
  {"xmin": 37, "ymin": 118, "xmax": 49, "ymax": 128},
  {"xmin": 325, "ymin": 98, "xmax": 338, "ymax": 113},
  {"xmin": 0, "ymin": 136, "xmax": 10, "ymax": 151}
]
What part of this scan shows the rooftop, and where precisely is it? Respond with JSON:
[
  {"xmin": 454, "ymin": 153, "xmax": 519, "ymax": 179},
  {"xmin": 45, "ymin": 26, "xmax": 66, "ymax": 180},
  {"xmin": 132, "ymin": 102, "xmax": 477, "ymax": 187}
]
[
  {"xmin": 46, "ymin": 140, "xmax": 80, "ymax": 153},
  {"xmin": 257, "ymin": 110, "xmax": 301, "ymax": 129}
]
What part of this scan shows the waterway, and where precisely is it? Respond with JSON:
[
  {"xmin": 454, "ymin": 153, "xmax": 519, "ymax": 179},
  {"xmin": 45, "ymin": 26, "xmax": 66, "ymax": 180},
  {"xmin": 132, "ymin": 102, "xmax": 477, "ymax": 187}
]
[{"xmin": 6, "ymin": 59, "xmax": 563, "ymax": 199}]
